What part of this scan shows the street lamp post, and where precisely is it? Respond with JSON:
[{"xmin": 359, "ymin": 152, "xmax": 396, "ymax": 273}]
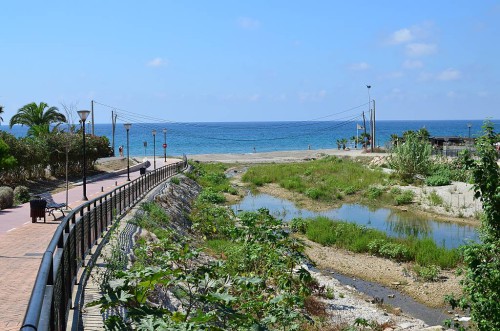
[
  {"xmin": 77, "ymin": 110, "xmax": 91, "ymax": 201},
  {"xmin": 163, "ymin": 128, "xmax": 167, "ymax": 162},
  {"xmin": 124, "ymin": 123, "xmax": 132, "ymax": 181},
  {"xmin": 367, "ymin": 85, "xmax": 373, "ymax": 152},
  {"xmin": 152, "ymin": 129, "xmax": 157, "ymax": 169},
  {"xmin": 467, "ymin": 123, "xmax": 472, "ymax": 141},
  {"xmin": 143, "ymin": 141, "xmax": 147, "ymax": 158}
]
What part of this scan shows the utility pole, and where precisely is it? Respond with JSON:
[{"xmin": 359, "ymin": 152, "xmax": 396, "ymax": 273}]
[
  {"xmin": 91, "ymin": 100, "xmax": 95, "ymax": 136},
  {"xmin": 111, "ymin": 111, "xmax": 117, "ymax": 156},
  {"xmin": 362, "ymin": 111, "xmax": 367, "ymax": 150},
  {"xmin": 372, "ymin": 100, "xmax": 376, "ymax": 150}
]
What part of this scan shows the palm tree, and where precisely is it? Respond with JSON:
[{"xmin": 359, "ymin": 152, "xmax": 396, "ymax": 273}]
[
  {"xmin": 0, "ymin": 105, "xmax": 4, "ymax": 124},
  {"xmin": 9, "ymin": 102, "xmax": 67, "ymax": 136}
]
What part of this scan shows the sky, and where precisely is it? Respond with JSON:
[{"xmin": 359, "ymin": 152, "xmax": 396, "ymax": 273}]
[{"xmin": 0, "ymin": 1, "xmax": 499, "ymax": 124}]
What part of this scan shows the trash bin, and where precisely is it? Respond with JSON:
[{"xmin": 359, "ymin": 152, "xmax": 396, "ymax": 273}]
[
  {"xmin": 30, "ymin": 198, "xmax": 47, "ymax": 223},
  {"xmin": 140, "ymin": 167, "xmax": 146, "ymax": 175}
]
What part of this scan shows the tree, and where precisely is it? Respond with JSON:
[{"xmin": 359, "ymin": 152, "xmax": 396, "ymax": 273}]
[
  {"xmin": 0, "ymin": 138, "xmax": 16, "ymax": 171},
  {"xmin": 9, "ymin": 102, "xmax": 67, "ymax": 137},
  {"xmin": 0, "ymin": 105, "xmax": 4, "ymax": 124},
  {"xmin": 446, "ymin": 121, "xmax": 500, "ymax": 330},
  {"xmin": 388, "ymin": 131, "xmax": 432, "ymax": 182}
]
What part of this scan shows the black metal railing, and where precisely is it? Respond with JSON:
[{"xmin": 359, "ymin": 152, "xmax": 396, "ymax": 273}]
[{"xmin": 21, "ymin": 159, "xmax": 187, "ymax": 331}]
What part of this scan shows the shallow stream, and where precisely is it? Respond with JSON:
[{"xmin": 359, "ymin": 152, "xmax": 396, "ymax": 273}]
[{"xmin": 232, "ymin": 193, "xmax": 478, "ymax": 249}]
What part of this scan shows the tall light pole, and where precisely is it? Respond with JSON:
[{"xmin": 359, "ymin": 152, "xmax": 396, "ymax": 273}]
[
  {"xmin": 124, "ymin": 123, "xmax": 132, "ymax": 181},
  {"xmin": 77, "ymin": 110, "xmax": 91, "ymax": 201},
  {"xmin": 367, "ymin": 85, "xmax": 373, "ymax": 152},
  {"xmin": 163, "ymin": 128, "xmax": 167, "ymax": 162},
  {"xmin": 152, "ymin": 129, "xmax": 157, "ymax": 169},
  {"xmin": 143, "ymin": 141, "xmax": 147, "ymax": 158},
  {"xmin": 467, "ymin": 123, "xmax": 472, "ymax": 140}
]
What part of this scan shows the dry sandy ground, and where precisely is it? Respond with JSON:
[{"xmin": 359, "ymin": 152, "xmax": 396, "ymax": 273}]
[{"xmin": 190, "ymin": 148, "xmax": 386, "ymax": 163}]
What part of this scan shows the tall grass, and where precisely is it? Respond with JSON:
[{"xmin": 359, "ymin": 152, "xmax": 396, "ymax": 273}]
[
  {"xmin": 242, "ymin": 156, "xmax": 387, "ymax": 201},
  {"xmin": 304, "ymin": 216, "xmax": 461, "ymax": 269}
]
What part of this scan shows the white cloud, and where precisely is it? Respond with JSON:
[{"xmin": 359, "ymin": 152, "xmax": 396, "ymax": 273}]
[
  {"xmin": 147, "ymin": 57, "xmax": 167, "ymax": 67},
  {"xmin": 298, "ymin": 90, "xmax": 327, "ymax": 102},
  {"xmin": 349, "ymin": 62, "xmax": 370, "ymax": 71},
  {"xmin": 406, "ymin": 43, "xmax": 437, "ymax": 57},
  {"xmin": 237, "ymin": 17, "xmax": 261, "ymax": 30},
  {"xmin": 403, "ymin": 59, "xmax": 423, "ymax": 69},
  {"xmin": 390, "ymin": 28, "xmax": 414, "ymax": 44},
  {"xmin": 436, "ymin": 68, "xmax": 461, "ymax": 81}
]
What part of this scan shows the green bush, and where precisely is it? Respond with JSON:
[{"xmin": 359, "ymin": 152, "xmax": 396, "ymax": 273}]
[
  {"xmin": 365, "ymin": 186, "xmax": 383, "ymax": 199},
  {"xmin": 394, "ymin": 190, "xmax": 414, "ymax": 205},
  {"xmin": 14, "ymin": 185, "xmax": 30, "ymax": 204},
  {"xmin": 170, "ymin": 176, "xmax": 180, "ymax": 185},
  {"xmin": 425, "ymin": 175, "xmax": 451, "ymax": 186},
  {"xmin": 413, "ymin": 264, "xmax": 440, "ymax": 282},
  {"xmin": 305, "ymin": 187, "xmax": 324, "ymax": 200},
  {"xmin": 428, "ymin": 190, "xmax": 443, "ymax": 206},
  {"xmin": 0, "ymin": 186, "xmax": 14, "ymax": 209},
  {"xmin": 197, "ymin": 188, "xmax": 226, "ymax": 204},
  {"xmin": 290, "ymin": 217, "xmax": 308, "ymax": 234}
]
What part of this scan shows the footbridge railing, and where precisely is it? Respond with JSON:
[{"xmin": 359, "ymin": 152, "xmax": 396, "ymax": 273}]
[{"xmin": 21, "ymin": 158, "xmax": 188, "ymax": 331}]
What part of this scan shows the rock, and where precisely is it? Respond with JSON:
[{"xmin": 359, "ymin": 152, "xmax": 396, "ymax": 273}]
[
  {"xmin": 391, "ymin": 282, "xmax": 401, "ymax": 286},
  {"xmin": 397, "ymin": 322, "xmax": 413, "ymax": 329},
  {"xmin": 393, "ymin": 307, "xmax": 402, "ymax": 315},
  {"xmin": 383, "ymin": 328, "xmax": 394, "ymax": 331},
  {"xmin": 419, "ymin": 326, "xmax": 444, "ymax": 331},
  {"xmin": 458, "ymin": 316, "xmax": 471, "ymax": 322},
  {"xmin": 388, "ymin": 294, "xmax": 395, "ymax": 298}
]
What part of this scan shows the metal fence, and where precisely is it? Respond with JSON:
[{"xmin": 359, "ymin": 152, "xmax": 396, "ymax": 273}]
[{"xmin": 21, "ymin": 159, "xmax": 187, "ymax": 331}]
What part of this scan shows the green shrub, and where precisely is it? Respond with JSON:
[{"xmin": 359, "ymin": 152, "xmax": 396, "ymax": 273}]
[
  {"xmin": 394, "ymin": 190, "xmax": 414, "ymax": 205},
  {"xmin": 14, "ymin": 185, "xmax": 30, "ymax": 204},
  {"xmin": 378, "ymin": 242, "xmax": 412, "ymax": 261},
  {"xmin": 425, "ymin": 175, "xmax": 451, "ymax": 186},
  {"xmin": 390, "ymin": 187, "xmax": 402, "ymax": 195},
  {"xmin": 170, "ymin": 176, "xmax": 180, "ymax": 185},
  {"xmin": 305, "ymin": 187, "xmax": 324, "ymax": 200},
  {"xmin": 413, "ymin": 264, "xmax": 440, "ymax": 282},
  {"xmin": 290, "ymin": 217, "xmax": 308, "ymax": 234},
  {"xmin": 428, "ymin": 190, "xmax": 443, "ymax": 206},
  {"xmin": 365, "ymin": 186, "xmax": 383, "ymax": 199},
  {"xmin": 0, "ymin": 186, "xmax": 14, "ymax": 209},
  {"xmin": 198, "ymin": 188, "xmax": 226, "ymax": 204}
]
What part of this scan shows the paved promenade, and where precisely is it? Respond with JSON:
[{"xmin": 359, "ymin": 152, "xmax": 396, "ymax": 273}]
[{"xmin": 0, "ymin": 157, "xmax": 179, "ymax": 330}]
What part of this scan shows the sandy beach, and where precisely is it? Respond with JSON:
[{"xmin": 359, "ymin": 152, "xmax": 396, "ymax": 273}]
[{"xmin": 188, "ymin": 148, "xmax": 386, "ymax": 163}]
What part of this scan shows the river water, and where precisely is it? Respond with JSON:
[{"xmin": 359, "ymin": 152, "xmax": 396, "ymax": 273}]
[{"xmin": 232, "ymin": 193, "xmax": 478, "ymax": 249}]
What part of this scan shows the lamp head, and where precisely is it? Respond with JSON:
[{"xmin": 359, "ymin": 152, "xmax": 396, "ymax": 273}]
[
  {"xmin": 124, "ymin": 123, "xmax": 132, "ymax": 130},
  {"xmin": 152, "ymin": 129, "xmax": 157, "ymax": 136},
  {"xmin": 163, "ymin": 128, "xmax": 167, "ymax": 134},
  {"xmin": 77, "ymin": 110, "xmax": 91, "ymax": 121}
]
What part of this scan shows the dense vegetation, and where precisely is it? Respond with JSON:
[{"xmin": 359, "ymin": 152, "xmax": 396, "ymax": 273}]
[
  {"xmin": 242, "ymin": 156, "xmax": 388, "ymax": 201},
  {"xmin": 92, "ymin": 162, "xmax": 335, "ymax": 330},
  {"xmin": 292, "ymin": 217, "xmax": 460, "ymax": 270},
  {"xmin": 0, "ymin": 130, "xmax": 112, "ymax": 185},
  {"xmin": 446, "ymin": 121, "xmax": 500, "ymax": 330},
  {"xmin": 0, "ymin": 102, "xmax": 113, "ymax": 190}
]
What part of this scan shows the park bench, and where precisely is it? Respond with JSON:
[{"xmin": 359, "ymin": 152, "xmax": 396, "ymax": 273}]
[{"xmin": 30, "ymin": 199, "xmax": 70, "ymax": 223}]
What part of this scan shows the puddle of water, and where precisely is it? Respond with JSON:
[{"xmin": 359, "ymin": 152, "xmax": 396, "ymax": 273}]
[
  {"xmin": 232, "ymin": 193, "xmax": 478, "ymax": 249},
  {"xmin": 325, "ymin": 269, "xmax": 451, "ymax": 327}
]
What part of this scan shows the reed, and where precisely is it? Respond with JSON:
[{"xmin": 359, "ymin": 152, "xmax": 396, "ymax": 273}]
[{"xmin": 304, "ymin": 216, "xmax": 461, "ymax": 268}]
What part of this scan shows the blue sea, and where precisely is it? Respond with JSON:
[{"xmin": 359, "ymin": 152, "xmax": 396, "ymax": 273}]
[{"xmin": 1, "ymin": 120, "xmax": 498, "ymax": 157}]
